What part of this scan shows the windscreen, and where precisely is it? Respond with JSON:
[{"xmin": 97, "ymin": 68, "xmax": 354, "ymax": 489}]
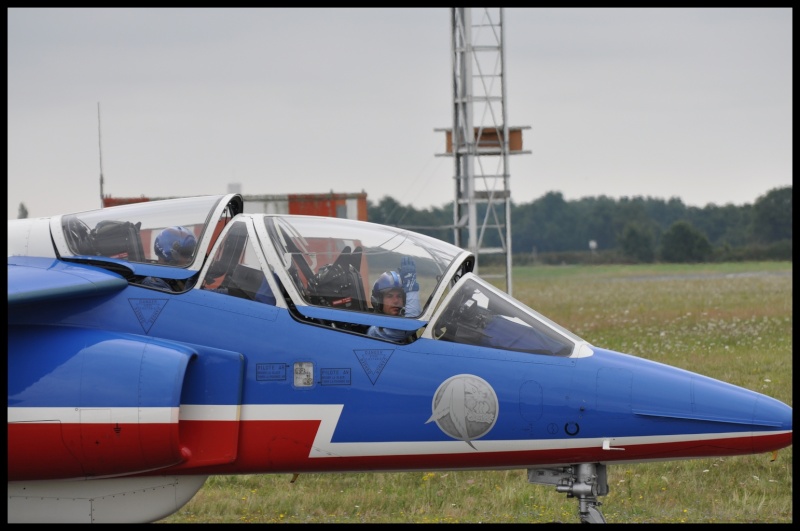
[{"xmin": 432, "ymin": 275, "xmax": 580, "ymax": 357}]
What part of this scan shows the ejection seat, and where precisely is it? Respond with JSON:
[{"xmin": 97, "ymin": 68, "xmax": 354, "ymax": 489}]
[{"xmin": 91, "ymin": 220, "xmax": 146, "ymax": 262}]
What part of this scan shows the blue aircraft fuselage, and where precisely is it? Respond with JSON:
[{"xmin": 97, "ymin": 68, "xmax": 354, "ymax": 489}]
[{"xmin": 7, "ymin": 194, "xmax": 791, "ymax": 523}]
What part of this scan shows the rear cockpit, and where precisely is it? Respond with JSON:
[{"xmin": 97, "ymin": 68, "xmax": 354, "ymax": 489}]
[{"xmin": 53, "ymin": 195, "xmax": 243, "ymax": 270}]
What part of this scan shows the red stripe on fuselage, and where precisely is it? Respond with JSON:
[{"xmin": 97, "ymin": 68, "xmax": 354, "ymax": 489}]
[{"xmin": 8, "ymin": 422, "xmax": 182, "ymax": 481}]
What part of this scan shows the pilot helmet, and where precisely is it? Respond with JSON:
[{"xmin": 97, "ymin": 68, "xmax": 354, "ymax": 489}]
[
  {"xmin": 371, "ymin": 270, "xmax": 405, "ymax": 310},
  {"xmin": 154, "ymin": 226, "xmax": 196, "ymax": 264}
]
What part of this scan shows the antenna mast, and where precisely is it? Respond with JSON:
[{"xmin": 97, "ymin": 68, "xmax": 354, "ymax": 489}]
[
  {"xmin": 436, "ymin": 8, "xmax": 530, "ymax": 295},
  {"xmin": 98, "ymin": 102, "xmax": 105, "ymax": 208}
]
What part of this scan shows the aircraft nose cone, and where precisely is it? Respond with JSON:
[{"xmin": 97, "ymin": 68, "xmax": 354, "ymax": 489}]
[{"xmin": 753, "ymin": 394, "xmax": 793, "ymax": 452}]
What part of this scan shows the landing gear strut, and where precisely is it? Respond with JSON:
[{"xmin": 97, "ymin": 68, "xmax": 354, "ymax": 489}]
[{"xmin": 528, "ymin": 463, "xmax": 609, "ymax": 523}]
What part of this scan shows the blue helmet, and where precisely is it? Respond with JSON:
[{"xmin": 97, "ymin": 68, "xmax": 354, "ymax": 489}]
[
  {"xmin": 154, "ymin": 226, "xmax": 196, "ymax": 264},
  {"xmin": 371, "ymin": 270, "xmax": 405, "ymax": 310}
]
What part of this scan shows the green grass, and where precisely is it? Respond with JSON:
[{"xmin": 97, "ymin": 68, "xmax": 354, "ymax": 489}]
[{"xmin": 160, "ymin": 261, "xmax": 792, "ymax": 524}]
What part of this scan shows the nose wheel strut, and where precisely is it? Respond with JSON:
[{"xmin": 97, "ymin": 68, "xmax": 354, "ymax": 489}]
[{"xmin": 528, "ymin": 463, "xmax": 609, "ymax": 524}]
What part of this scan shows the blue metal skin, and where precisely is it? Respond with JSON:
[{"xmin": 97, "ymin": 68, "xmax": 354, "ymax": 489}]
[{"xmin": 7, "ymin": 194, "xmax": 792, "ymax": 523}]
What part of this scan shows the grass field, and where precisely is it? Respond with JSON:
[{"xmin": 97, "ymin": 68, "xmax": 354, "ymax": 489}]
[{"xmin": 160, "ymin": 261, "xmax": 792, "ymax": 524}]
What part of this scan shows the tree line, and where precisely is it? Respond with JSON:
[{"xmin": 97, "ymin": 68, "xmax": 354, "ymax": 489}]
[{"xmin": 367, "ymin": 185, "xmax": 792, "ymax": 264}]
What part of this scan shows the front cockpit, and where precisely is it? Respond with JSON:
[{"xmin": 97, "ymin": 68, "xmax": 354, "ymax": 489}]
[{"xmin": 260, "ymin": 214, "xmax": 471, "ymax": 320}]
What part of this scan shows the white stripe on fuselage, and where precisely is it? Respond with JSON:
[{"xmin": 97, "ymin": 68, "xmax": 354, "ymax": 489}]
[{"xmin": 8, "ymin": 406, "xmax": 178, "ymax": 424}]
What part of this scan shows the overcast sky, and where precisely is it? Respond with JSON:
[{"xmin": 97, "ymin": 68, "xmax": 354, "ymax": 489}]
[{"xmin": 8, "ymin": 8, "xmax": 792, "ymax": 220}]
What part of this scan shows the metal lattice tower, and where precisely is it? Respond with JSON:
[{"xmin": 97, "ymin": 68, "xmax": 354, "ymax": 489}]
[{"xmin": 436, "ymin": 7, "xmax": 529, "ymax": 295}]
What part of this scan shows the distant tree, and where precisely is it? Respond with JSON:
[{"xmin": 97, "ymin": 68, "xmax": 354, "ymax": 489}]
[
  {"xmin": 368, "ymin": 196, "xmax": 453, "ymax": 242},
  {"xmin": 660, "ymin": 221, "xmax": 712, "ymax": 263},
  {"xmin": 619, "ymin": 222, "xmax": 655, "ymax": 263},
  {"xmin": 367, "ymin": 196, "xmax": 404, "ymax": 225},
  {"xmin": 750, "ymin": 186, "xmax": 792, "ymax": 243},
  {"xmin": 644, "ymin": 196, "xmax": 687, "ymax": 231},
  {"xmin": 698, "ymin": 203, "xmax": 752, "ymax": 247},
  {"xmin": 521, "ymin": 191, "xmax": 581, "ymax": 252},
  {"xmin": 574, "ymin": 196, "xmax": 618, "ymax": 250},
  {"xmin": 17, "ymin": 202, "xmax": 28, "ymax": 219}
]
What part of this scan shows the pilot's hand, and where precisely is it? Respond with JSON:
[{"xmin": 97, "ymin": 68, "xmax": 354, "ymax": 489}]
[{"xmin": 399, "ymin": 256, "xmax": 419, "ymax": 292}]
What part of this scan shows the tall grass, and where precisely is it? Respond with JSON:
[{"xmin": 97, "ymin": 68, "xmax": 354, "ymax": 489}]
[{"xmin": 160, "ymin": 261, "xmax": 792, "ymax": 523}]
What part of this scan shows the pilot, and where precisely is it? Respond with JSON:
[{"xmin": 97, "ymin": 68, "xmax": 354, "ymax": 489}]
[
  {"xmin": 367, "ymin": 256, "xmax": 421, "ymax": 342},
  {"xmin": 140, "ymin": 226, "xmax": 197, "ymax": 290},
  {"xmin": 154, "ymin": 226, "xmax": 197, "ymax": 266}
]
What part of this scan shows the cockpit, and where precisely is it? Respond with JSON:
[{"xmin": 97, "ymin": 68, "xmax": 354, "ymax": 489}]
[{"xmin": 43, "ymin": 193, "xmax": 590, "ymax": 357}]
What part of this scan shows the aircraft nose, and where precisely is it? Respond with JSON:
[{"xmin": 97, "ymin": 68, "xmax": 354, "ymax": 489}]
[{"xmin": 752, "ymin": 394, "xmax": 793, "ymax": 452}]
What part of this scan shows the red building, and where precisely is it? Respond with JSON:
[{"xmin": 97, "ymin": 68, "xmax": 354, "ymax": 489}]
[{"xmin": 103, "ymin": 192, "xmax": 368, "ymax": 221}]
